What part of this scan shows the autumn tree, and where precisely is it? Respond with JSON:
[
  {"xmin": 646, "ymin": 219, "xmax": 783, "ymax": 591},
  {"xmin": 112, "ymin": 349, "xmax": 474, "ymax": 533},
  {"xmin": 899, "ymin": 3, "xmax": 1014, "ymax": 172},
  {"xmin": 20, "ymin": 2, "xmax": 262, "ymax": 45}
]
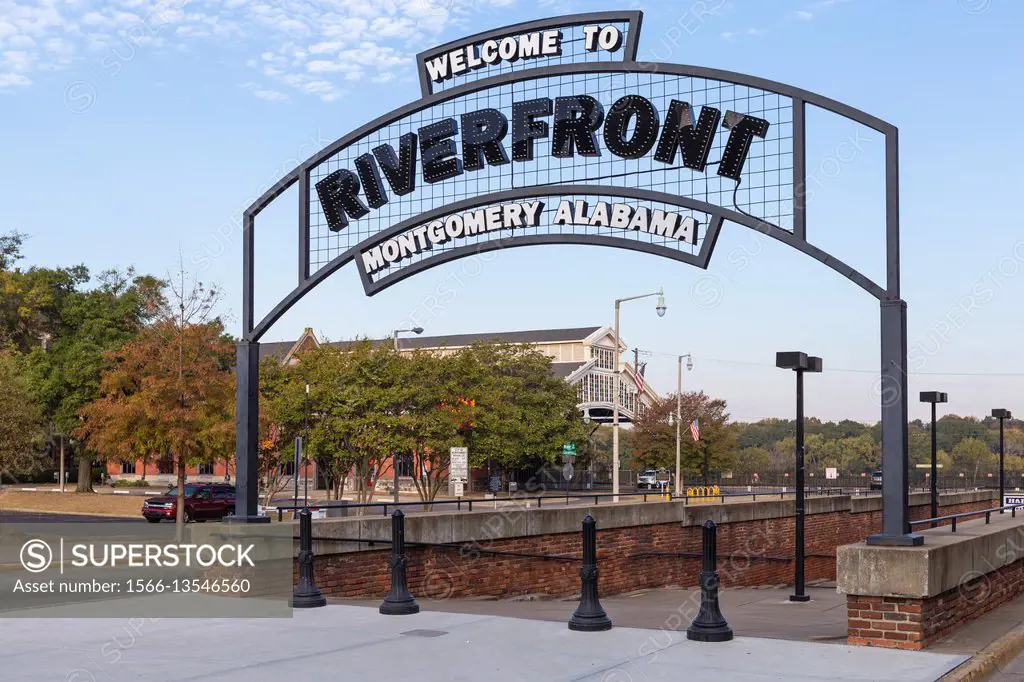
[
  {"xmin": 77, "ymin": 271, "xmax": 232, "ymax": 537},
  {"xmin": 631, "ymin": 391, "xmax": 736, "ymax": 484}
]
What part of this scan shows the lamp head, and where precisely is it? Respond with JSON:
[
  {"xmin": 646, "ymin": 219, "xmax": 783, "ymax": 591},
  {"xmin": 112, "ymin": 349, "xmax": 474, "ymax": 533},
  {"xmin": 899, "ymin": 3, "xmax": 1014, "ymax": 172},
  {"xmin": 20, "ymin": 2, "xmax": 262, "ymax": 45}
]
[
  {"xmin": 655, "ymin": 292, "xmax": 666, "ymax": 318},
  {"xmin": 993, "ymin": 408, "xmax": 1012, "ymax": 420},
  {"xmin": 686, "ymin": 356, "xmax": 694, "ymax": 371},
  {"xmin": 412, "ymin": 327, "xmax": 424, "ymax": 334},
  {"xmin": 919, "ymin": 391, "xmax": 947, "ymax": 404}
]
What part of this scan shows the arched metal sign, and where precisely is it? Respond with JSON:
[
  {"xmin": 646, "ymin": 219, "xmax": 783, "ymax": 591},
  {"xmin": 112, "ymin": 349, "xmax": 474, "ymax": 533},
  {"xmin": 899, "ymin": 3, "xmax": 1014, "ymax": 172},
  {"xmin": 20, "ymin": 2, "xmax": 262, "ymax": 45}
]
[{"xmin": 235, "ymin": 11, "xmax": 917, "ymax": 546}]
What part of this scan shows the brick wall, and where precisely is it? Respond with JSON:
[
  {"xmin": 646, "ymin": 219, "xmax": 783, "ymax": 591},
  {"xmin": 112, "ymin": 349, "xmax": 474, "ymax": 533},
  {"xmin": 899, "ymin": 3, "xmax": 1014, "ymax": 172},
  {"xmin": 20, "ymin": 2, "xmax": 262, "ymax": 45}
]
[
  {"xmin": 847, "ymin": 557, "xmax": 1024, "ymax": 650},
  {"xmin": 302, "ymin": 491, "xmax": 995, "ymax": 601}
]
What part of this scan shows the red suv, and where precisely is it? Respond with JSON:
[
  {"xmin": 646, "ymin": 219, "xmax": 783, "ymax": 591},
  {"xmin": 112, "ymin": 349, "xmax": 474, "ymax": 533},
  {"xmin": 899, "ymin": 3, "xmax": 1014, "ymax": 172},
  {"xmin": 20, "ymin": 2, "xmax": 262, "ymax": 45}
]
[{"xmin": 142, "ymin": 483, "xmax": 235, "ymax": 523}]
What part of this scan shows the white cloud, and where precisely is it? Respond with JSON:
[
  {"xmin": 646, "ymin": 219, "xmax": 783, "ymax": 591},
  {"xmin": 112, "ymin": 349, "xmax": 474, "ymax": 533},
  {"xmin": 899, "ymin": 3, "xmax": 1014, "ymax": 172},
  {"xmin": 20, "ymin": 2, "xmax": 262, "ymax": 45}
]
[
  {"xmin": 796, "ymin": 10, "xmax": 814, "ymax": 20},
  {"xmin": 240, "ymin": 81, "xmax": 289, "ymax": 101},
  {"xmin": 0, "ymin": 71, "xmax": 31, "ymax": 87},
  {"xmin": 0, "ymin": 0, "xmax": 523, "ymax": 101}
]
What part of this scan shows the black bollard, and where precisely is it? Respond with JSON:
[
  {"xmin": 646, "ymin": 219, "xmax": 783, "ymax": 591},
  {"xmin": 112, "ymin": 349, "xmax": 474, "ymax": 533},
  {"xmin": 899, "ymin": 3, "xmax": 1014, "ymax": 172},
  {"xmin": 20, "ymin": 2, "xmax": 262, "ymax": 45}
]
[
  {"xmin": 292, "ymin": 507, "xmax": 327, "ymax": 608},
  {"xmin": 379, "ymin": 509, "xmax": 420, "ymax": 615},
  {"xmin": 686, "ymin": 519, "xmax": 733, "ymax": 642},
  {"xmin": 569, "ymin": 515, "xmax": 612, "ymax": 631}
]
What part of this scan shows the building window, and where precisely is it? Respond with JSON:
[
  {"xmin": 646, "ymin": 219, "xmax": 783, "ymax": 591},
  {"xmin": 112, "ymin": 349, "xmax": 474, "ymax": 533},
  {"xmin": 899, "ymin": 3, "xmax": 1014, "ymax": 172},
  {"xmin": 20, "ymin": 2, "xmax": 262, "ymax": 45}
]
[
  {"xmin": 395, "ymin": 453, "xmax": 414, "ymax": 477},
  {"xmin": 198, "ymin": 462, "xmax": 214, "ymax": 476},
  {"xmin": 593, "ymin": 346, "xmax": 616, "ymax": 370},
  {"xmin": 121, "ymin": 461, "xmax": 136, "ymax": 475}
]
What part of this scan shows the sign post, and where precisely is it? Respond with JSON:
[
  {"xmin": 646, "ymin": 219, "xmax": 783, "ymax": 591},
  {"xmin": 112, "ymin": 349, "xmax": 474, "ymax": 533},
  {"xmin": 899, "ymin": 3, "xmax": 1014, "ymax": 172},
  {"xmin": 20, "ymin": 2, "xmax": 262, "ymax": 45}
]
[{"xmin": 449, "ymin": 446, "xmax": 468, "ymax": 497}]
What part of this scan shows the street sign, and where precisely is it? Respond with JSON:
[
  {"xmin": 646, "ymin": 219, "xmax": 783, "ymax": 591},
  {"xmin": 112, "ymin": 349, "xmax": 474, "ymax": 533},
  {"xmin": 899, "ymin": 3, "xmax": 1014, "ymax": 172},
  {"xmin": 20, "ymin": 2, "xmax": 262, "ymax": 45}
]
[
  {"xmin": 449, "ymin": 447, "xmax": 468, "ymax": 481},
  {"xmin": 562, "ymin": 463, "xmax": 575, "ymax": 481},
  {"xmin": 454, "ymin": 480, "xmax": 464, "ymax": 498},
  {"xmin": 562, "ymin": 443, "xmax": 576, "ymax": 456},
  {"xmin": 825, "ymin": 468, "xmax": 838, "ymax": 480}
]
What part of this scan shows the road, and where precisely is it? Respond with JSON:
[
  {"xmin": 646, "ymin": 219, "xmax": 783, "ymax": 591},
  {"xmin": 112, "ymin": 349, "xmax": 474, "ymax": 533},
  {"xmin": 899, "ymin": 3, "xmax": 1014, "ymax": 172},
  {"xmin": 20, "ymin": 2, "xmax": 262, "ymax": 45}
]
[{"xmin": 0, "ymin": 511, "xmax": 144, "ymax": 523}]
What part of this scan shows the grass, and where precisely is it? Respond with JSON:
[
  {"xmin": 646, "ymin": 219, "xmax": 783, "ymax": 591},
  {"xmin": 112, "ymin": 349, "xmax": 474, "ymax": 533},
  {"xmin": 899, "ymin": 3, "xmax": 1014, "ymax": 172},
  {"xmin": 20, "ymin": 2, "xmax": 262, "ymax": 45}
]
[{"xmin": 0, "ymin": 491, "xmax": 143, "ymax": 517}]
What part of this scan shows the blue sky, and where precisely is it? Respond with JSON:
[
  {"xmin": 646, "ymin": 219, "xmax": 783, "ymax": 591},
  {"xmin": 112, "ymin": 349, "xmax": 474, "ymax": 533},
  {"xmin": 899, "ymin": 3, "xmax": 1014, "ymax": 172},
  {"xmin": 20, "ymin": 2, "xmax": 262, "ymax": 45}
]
[{"xmin": 2, "ymin": 0, "xmax": 1022, "ymax": 424}]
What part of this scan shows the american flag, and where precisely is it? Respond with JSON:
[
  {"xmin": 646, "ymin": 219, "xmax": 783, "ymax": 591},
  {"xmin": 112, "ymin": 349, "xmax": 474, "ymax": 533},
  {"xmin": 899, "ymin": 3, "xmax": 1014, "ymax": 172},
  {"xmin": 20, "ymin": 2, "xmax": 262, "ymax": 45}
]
[
  {"xmin": 635, "ymin": 362, "xmax": 647, "ymax": 395},
  {"xmin": 690, "ymin": 418, "xmax": 700, "ymax": 442}
]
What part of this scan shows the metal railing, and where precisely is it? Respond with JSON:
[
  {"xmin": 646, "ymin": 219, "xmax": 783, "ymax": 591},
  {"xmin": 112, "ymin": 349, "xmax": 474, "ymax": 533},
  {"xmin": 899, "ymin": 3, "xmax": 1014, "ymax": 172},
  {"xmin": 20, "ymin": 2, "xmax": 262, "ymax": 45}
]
[
  {"xmin": 272, "ymin": 487, "xmax": 848, "ymax": 521},
  {"xmin": 909, "ymin": 503, "xmax": 1024, "ymax": 532}
]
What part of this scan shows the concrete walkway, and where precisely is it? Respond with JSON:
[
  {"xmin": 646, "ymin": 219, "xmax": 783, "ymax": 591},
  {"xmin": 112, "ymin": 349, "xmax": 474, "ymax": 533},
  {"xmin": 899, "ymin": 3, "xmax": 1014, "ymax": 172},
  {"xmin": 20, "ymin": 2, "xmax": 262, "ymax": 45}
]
[
  {"xmin": 2, "ymin": 601, "xmax": 967, "ymax": 681},
  {"xmin": 340, "ymin": 583, "xmax": 850, "ymax": 642}
]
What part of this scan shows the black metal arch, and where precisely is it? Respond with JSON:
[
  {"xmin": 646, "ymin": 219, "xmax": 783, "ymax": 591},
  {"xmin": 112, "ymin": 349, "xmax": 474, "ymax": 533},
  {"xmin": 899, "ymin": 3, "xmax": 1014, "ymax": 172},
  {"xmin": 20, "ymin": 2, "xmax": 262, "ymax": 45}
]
[{"xmin": 234, "ymin": 10, "xmax": 915, "ymax": 549}]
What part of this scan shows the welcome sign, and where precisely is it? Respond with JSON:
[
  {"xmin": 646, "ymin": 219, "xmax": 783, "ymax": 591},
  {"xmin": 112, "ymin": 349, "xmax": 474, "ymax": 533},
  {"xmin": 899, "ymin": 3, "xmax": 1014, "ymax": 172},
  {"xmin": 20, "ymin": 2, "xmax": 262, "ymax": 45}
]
[
  {"xmin": 239, "ymin": 10, "xmax": 910, "ymax": 535},
  {"xmin": 287, "ymin": 11, "xmax": 797, "ymax": 295}
]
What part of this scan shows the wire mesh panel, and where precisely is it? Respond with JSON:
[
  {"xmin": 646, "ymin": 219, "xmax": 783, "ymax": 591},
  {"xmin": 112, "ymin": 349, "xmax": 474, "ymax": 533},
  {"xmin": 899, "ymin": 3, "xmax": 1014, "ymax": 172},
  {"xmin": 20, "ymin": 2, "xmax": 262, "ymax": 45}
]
[{"xmin": 307, "ymin": 70, "xmax": 794, "ymax": 279}]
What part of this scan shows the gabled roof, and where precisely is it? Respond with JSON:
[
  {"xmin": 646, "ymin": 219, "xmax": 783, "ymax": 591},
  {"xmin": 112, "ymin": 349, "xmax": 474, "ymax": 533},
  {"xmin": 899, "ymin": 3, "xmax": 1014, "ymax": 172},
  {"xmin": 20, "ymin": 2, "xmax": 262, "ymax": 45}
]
[{"xmin": 322, "ymin": 326, "xmax": 603, "ymax": 351}]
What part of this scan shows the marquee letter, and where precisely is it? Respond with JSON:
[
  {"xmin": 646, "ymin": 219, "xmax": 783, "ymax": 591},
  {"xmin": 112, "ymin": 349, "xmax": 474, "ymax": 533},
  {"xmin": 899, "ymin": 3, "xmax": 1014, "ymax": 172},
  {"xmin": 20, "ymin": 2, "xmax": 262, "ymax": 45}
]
[
  {"xmin": 354, "ymin": 153, "xmax": 387, "ymax": 209},
  {"xmin": 553, "ymin": 200, "xmax": 574, "ymax": 225},
  {"xmin": 361, "ymin": 245, "xmax": 385, "ymax": 273},
  {"xmin": 461, "ymin": 108, "xmax": 510, "ymax": 172},
  {"xmin": 315, "ymin": 169, "xmax": 368, "ymax": 232},
  {"xmin": 372, "ymin": 133, "xmax": 417, "ymax": 197},
  {"xmin": 673, "ymin": 216, "xmax": 698, "ymax": 244},
  {"xmin": 419, "ymin": 118, "xmax": 463, "ymax": 184},
  {"xmin": 552, "ymin": 95, "xmax": 604, "ymax": 158},
  {"xmin": 512, "ymin": 98, "xmax": 552, "ymax": 162},
  {"xmin": 604, "ymin": 95, "xmax": 660, "ymax": 159},
  {"xmin": 654, "ymin": 100, "xmax": 720, "ymax": 171},
  {"xmin": 717, "ymin": 111, "xmax": 770, "ymax": 181},
  {"xmin": 424, "ymin": 53, "xmax": 450, "ymax": 83}
]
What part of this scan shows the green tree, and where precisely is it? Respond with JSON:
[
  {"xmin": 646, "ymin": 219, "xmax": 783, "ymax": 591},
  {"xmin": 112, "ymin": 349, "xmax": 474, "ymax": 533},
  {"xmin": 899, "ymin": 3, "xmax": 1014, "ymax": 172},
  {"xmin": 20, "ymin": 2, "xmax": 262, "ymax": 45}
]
[
  {"xmin": 23, "ymin": 268, "xmax": 164, "ymax": 491},
  {"xmin": 0, "ymin": 350, "xmax": 44, "ymax": 479},
  {"xmin": 733, "ymin": 446, "xmax": 771, "ymax": 477},
  {"xmin": 952, "ymin": 437, "xmax": 995, "ymax": 485}
]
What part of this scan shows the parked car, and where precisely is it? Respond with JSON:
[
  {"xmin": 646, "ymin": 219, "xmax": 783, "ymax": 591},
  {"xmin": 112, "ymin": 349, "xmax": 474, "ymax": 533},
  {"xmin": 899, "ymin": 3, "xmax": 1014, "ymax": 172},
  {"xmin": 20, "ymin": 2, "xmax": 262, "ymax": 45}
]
[
  {"xmin": 636, "ymin": 469, "xmax": 670, "ymax": 490},
  {"xmin": 870, "ymin": 470, "xmax": 882, "ymax": 491},
  {"xmin": 142, "ymin": 483, "xmax": 235, "ymax": 523}
]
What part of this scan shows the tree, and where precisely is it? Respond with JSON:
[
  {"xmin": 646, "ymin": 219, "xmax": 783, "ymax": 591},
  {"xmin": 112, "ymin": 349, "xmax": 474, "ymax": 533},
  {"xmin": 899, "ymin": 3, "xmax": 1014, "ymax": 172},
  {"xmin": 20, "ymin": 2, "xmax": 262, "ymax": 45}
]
[
  {"xmin": 77, "ymin": 271, "xmax": 232, "ymax": 537},
  {"xmin": 455, "ymin": 342, "xmax": 588, "ymax": 476},
  {"xmin": 631, "ymin": 391, "xmax": 735, "ymax": 483},
  {"xmin": 0, "ymin": 351, "xmax": 44, "ymax": 479},
  {"xmin": 733, "ymin": 447, "xmax": 771, "ymax": 477},
  {"xmin": 22, "ymin": 267, "xmax": 165, "ymax": 491},
  {"xmin": 952, "ymin": 437, "xmax": 995, "ymax": 485}
]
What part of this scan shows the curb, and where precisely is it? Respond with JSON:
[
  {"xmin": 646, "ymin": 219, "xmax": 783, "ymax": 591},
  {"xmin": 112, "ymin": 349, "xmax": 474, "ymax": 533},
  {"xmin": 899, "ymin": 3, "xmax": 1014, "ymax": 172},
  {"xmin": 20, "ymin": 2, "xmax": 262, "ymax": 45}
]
[
  {"xmin": 0, "ymin": 508, "xmax": 138, "ymax": 519},
  {"xmin": 939, "ymin": 623, "xmax": 1024, "ymax": 681}
]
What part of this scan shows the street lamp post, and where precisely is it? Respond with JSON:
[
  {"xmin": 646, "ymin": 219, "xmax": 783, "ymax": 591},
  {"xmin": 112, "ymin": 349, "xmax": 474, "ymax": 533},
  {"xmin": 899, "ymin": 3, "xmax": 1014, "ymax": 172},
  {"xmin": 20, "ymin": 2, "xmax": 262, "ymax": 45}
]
[
  {"xmin": 612, "ymin": 289, "xmax": 666, "ymax": 502},
  {"xmin": 920, "ymin": 392, "xmax": 948, "ymax": 527},
  {"xmin": 393, "ymin": 327, "xmax": 424, "ymax": 504},
  {"xmin": 776, "ymin": 351, "xmax": 823, "ymax": 604},
  {"xmin": 58, "ymin": 434, "xmax": 66, "ymax": 494},
  {"xmin": 304, "ymin": 382, "xmax": 310, "ymax": 506},
  {"xmin": 993, "ymin": 408, "xmax": 1013, "ymax": 511},
  {"xmin": 676, "ymin": 354, "xmax": 693, "ymax": 496}
]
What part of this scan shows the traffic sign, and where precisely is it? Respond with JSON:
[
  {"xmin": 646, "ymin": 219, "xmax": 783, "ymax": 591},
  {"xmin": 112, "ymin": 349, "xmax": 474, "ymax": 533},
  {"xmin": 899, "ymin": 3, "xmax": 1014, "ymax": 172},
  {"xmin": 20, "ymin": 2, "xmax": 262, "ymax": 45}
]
[
  {"xmin": 454, "ymin": 480, "xmax": 465, "ymax": 498},
  {"xmin": 825, "ymin": 467, "xmax": 838, "ymax": 480},
  {"xmin": 563, "ymin": 463, "xmax": 575, "ymax": 481},
  {"xmin": 449, "ymin": 447, "xmax": 468, "ymax": 481}
]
